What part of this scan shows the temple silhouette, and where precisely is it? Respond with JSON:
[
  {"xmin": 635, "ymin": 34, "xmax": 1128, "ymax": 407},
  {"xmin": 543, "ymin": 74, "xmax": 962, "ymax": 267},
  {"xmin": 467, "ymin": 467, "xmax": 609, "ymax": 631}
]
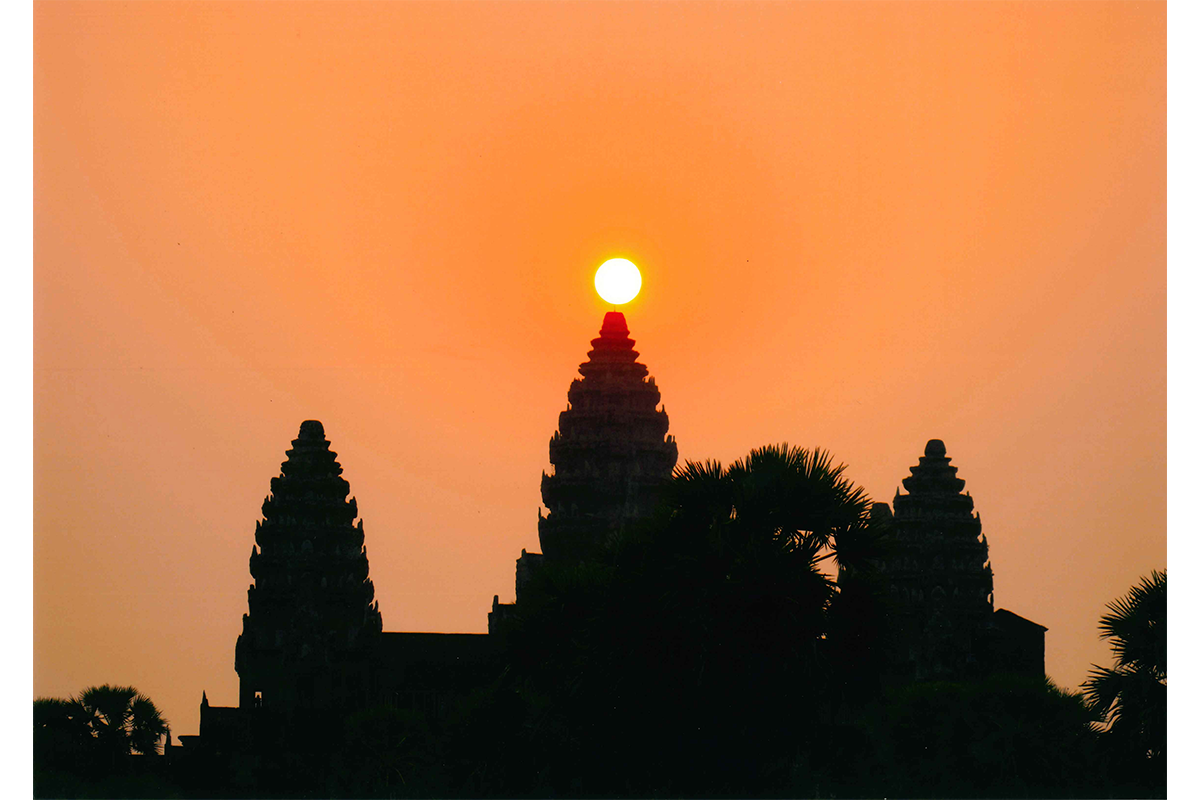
[
  {"xmin": 174, "ymin": 310, "xmax": 1045, "ymax": 776},
  {"xmin": 869, "ymin": 439, "xmax": 1046, "ymax": 682},
  {"xmin": 231, "ymin": 420, "xmax": 492, "ymax": 720},
  {"xmin": 490, "ymin": 310, "xmax": 678, "ymax": 631}
]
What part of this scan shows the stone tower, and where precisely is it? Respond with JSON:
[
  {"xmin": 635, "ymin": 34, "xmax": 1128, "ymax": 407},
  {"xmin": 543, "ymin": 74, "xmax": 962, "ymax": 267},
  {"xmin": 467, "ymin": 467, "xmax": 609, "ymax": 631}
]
[
  {"xmin": 873, "ymin": 439, "xmax": 994, "ymax": 682},
  {"xmin": 537, "ymin": 311, "xmax": 679, "ymax": 562},
  {"xmin": 491, "ymin": 312, "xmax": 678, "ymax": 628},
  {"xmin": 235, "ymin": 420, "xmax": 383, "ymax": 711}
]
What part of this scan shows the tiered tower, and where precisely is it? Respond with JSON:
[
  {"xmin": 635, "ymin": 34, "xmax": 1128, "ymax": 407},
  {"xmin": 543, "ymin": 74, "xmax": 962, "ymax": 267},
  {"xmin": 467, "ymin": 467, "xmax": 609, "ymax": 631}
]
[
  {"xmin": 234, "ymin": 421, "xmax": 383, "ymax": 711},
  {"xmin": 874, "ymin": 439, "xmax": 994, "ymax": 682},
  {"xmin": 537, "ymin": 311, "xmax": 679, "ymax": 562}
]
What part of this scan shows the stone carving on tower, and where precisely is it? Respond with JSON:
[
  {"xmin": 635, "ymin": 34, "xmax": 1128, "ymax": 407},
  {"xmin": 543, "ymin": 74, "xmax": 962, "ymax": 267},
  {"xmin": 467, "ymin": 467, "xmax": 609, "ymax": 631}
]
[{"xmin": 234, "ymin": 420, "xmax": 383, "ymax": 712}]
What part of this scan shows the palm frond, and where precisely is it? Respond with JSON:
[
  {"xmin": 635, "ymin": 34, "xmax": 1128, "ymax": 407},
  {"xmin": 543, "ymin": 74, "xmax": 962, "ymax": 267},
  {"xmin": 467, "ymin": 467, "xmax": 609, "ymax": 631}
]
[
  {"xmin": 1083, "ymin": 665, "xmax": 1126, "ymax": 725},
  {"xmin": 1097, "ymin": 569, "xmax": 1165, "ymax": 676},
  {"xmin": 1085, "ymin": 570, "xmax": 1167, "ymax": 764},
  {"xmin": 826, "ymin": 517, "xmax": 881, "ymax": 572},
  {"xmin": 668, "ymin": 459, "xmax": 732, "ymax": 522},
  {"xmin": 673, "ymin": 458, "xmax": 727, "ymax": 485},
  {"xmin": 129, "ymin": 694, "xmax": 169, "ymax": 755}
]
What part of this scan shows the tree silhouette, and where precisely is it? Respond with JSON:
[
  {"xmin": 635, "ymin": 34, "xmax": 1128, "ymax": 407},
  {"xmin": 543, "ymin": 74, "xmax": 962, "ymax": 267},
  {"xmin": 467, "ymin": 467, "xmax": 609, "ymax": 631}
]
[
  {"xmin": 76, "ymin": 684, "xmax": 170, "ymax": 757},
  {"xmin": 498, "ymin": 444, "xmax": 883, "ymax": 795},
  {"xmin": 34, "ymin": 686, "xmax": 173, "ymax": 799},
  {"xmin": 815, "ymin": 674, "xmax": 1105, "ymax": 799},
  {"xmin": 669, "ymin": 444, "xmax": 874, "ymax": 567},
  {"xmin": 1083, "ymin": 569, "xmax": 1166, "ymax": 794},
  {"xmin": 34, "ymin": 697, "xmax": 93, "ymax": 768}
]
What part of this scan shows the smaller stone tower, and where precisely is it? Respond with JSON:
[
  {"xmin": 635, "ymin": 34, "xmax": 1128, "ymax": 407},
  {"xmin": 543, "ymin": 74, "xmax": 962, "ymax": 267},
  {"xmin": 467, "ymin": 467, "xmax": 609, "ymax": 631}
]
[
  {"xmin": 235, "ymin": 421, "xmax": 383, "ymax": 712},
  {"xmin": 875, "ymin": 439, "xmax": 994, "ymax": 682},
  {"xmin": 537, "ymin": 311, "xmax": 678, "ymax": 563}
]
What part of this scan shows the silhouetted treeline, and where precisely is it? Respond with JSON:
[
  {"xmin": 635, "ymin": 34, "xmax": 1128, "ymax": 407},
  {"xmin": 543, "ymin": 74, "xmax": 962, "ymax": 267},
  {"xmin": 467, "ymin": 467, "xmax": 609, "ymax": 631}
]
[{"xmin": 34, "ymin": 685, "xmax": 178, "ymax": 798}]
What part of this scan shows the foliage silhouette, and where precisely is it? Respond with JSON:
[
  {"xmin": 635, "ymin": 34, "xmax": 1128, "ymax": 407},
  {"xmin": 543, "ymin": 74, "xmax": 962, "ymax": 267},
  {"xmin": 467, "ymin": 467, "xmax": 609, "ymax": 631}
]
[
  {"xmin": 1083, "ymin": 569, "xmax": 1166, "ymax": 796},
  {"xmin": 817, "ymin": 675, "xmax": 1106, "ymax": 798},
  {"xmin": 329, "ymin": 706, "xmax": 448, "ymax": 798},
  {"xmin": 34, "ymin": 697, "xmax": 93, "ymax": 772},
  {"xmin": 493, "ymin": 444, "xmax": 885, "ymax": 796},
  {"xmin": 34, "ymin": 686, "xmax": 175, "ymax": 799},
  {"xmin": 77, "ymin": 684, "xmax": 170, "ymax": 757}
]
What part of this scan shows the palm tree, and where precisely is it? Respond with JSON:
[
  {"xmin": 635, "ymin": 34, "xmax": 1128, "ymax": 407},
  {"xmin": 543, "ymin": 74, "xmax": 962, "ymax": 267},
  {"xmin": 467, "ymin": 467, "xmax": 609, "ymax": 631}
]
[
  {"xmin": 667, "ymin": 443, "xmax": 875, "ymax": 577},
  {"xmin": 502, "ymin": 443, "xmax": 880, "ymax": 795},
  {"xmin": 623, "ymin": 444, "xmax": 879, "ymax": 791},
  {"xmin": 1083, "ymin": 570, "xmax": 1166, "ymax": 780},
  {"xmin": 34, "ymin": 697, "xmax": 92, "ymax": 767},
  {"xmin": 76, "ymin": 684, "xmax": 170, "ymax": 757},
  {"xmin": 35, "ymin": 687, "xmax": 172, "ymax": 798},
  {"xmin": 665, "ymin": 444, "xmax": 878, "ymax": 647}
]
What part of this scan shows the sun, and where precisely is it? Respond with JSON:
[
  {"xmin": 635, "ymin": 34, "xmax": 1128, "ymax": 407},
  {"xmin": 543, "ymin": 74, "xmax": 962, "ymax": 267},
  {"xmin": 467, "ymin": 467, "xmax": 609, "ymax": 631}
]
[{"xmin": 594, "ymin": 258, "xmax": 642, "ymax": 305}]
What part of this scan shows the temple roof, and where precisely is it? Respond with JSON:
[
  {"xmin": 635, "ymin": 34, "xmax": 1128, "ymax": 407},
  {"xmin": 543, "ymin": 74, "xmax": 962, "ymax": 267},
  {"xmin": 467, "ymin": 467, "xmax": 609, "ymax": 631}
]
[
  {"xmin": 900, "ymin": 438, "xmax": 967, "ymax": 496},
  {"xmin": 992, "ymin": 608, "xmax": 1048, "ymax": 633},
  {"xmin": 578, "ymin": 311, "xmax": 649, "ymax": 380},
  {"xmin": 240, "ymin": 420, "xmax": 382, "ymax": 662}
]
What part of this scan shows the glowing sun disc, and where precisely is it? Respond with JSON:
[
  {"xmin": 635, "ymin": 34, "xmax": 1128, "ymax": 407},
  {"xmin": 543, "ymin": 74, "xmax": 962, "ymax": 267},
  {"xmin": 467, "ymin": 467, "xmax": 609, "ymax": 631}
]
[{"xmin": 594, "ymin": 258, "xmax": 642, "ymax": 305}]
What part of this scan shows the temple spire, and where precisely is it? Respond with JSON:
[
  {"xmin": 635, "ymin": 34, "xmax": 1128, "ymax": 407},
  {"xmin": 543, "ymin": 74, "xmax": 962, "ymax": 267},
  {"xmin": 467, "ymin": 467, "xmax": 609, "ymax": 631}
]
[
  {"xmin": 538, "ymin": 313, "xmax": 678, "ymax": 561},
  {"xmin": 874, "ymin": 439, "xmax": 994, "ymax": 682},
  {"xmin": 491, "ymin": 313, "xmax": 680, "ymax": 632},
  {"xmin": 235, "ymin": 420, "xmax": 383, "ymax": 712}
]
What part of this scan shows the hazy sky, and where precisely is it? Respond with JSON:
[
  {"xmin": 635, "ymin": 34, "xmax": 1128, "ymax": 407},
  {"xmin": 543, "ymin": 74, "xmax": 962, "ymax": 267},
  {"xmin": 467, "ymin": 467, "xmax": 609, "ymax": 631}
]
[{"xmin": 35, "ymin": 1, "xmax": 1165, "ymax": 737}]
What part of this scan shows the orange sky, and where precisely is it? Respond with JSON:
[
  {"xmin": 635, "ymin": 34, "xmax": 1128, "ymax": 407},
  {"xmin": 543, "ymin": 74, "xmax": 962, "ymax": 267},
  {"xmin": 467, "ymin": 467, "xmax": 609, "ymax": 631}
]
[{"xmin": 34, "ymin": 1, "xmax": 1165, "ymax": 737}]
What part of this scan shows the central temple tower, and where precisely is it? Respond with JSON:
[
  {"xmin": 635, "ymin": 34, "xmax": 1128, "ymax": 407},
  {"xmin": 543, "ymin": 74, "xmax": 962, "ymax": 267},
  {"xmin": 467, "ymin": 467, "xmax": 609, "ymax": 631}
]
[
  {"xmin": 537, "ymin": 311, "xmax": 678, "ymax": 562},
  {"xmin": 491, "ymin": 312, "xmax": 678, "ymax": 629}
]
